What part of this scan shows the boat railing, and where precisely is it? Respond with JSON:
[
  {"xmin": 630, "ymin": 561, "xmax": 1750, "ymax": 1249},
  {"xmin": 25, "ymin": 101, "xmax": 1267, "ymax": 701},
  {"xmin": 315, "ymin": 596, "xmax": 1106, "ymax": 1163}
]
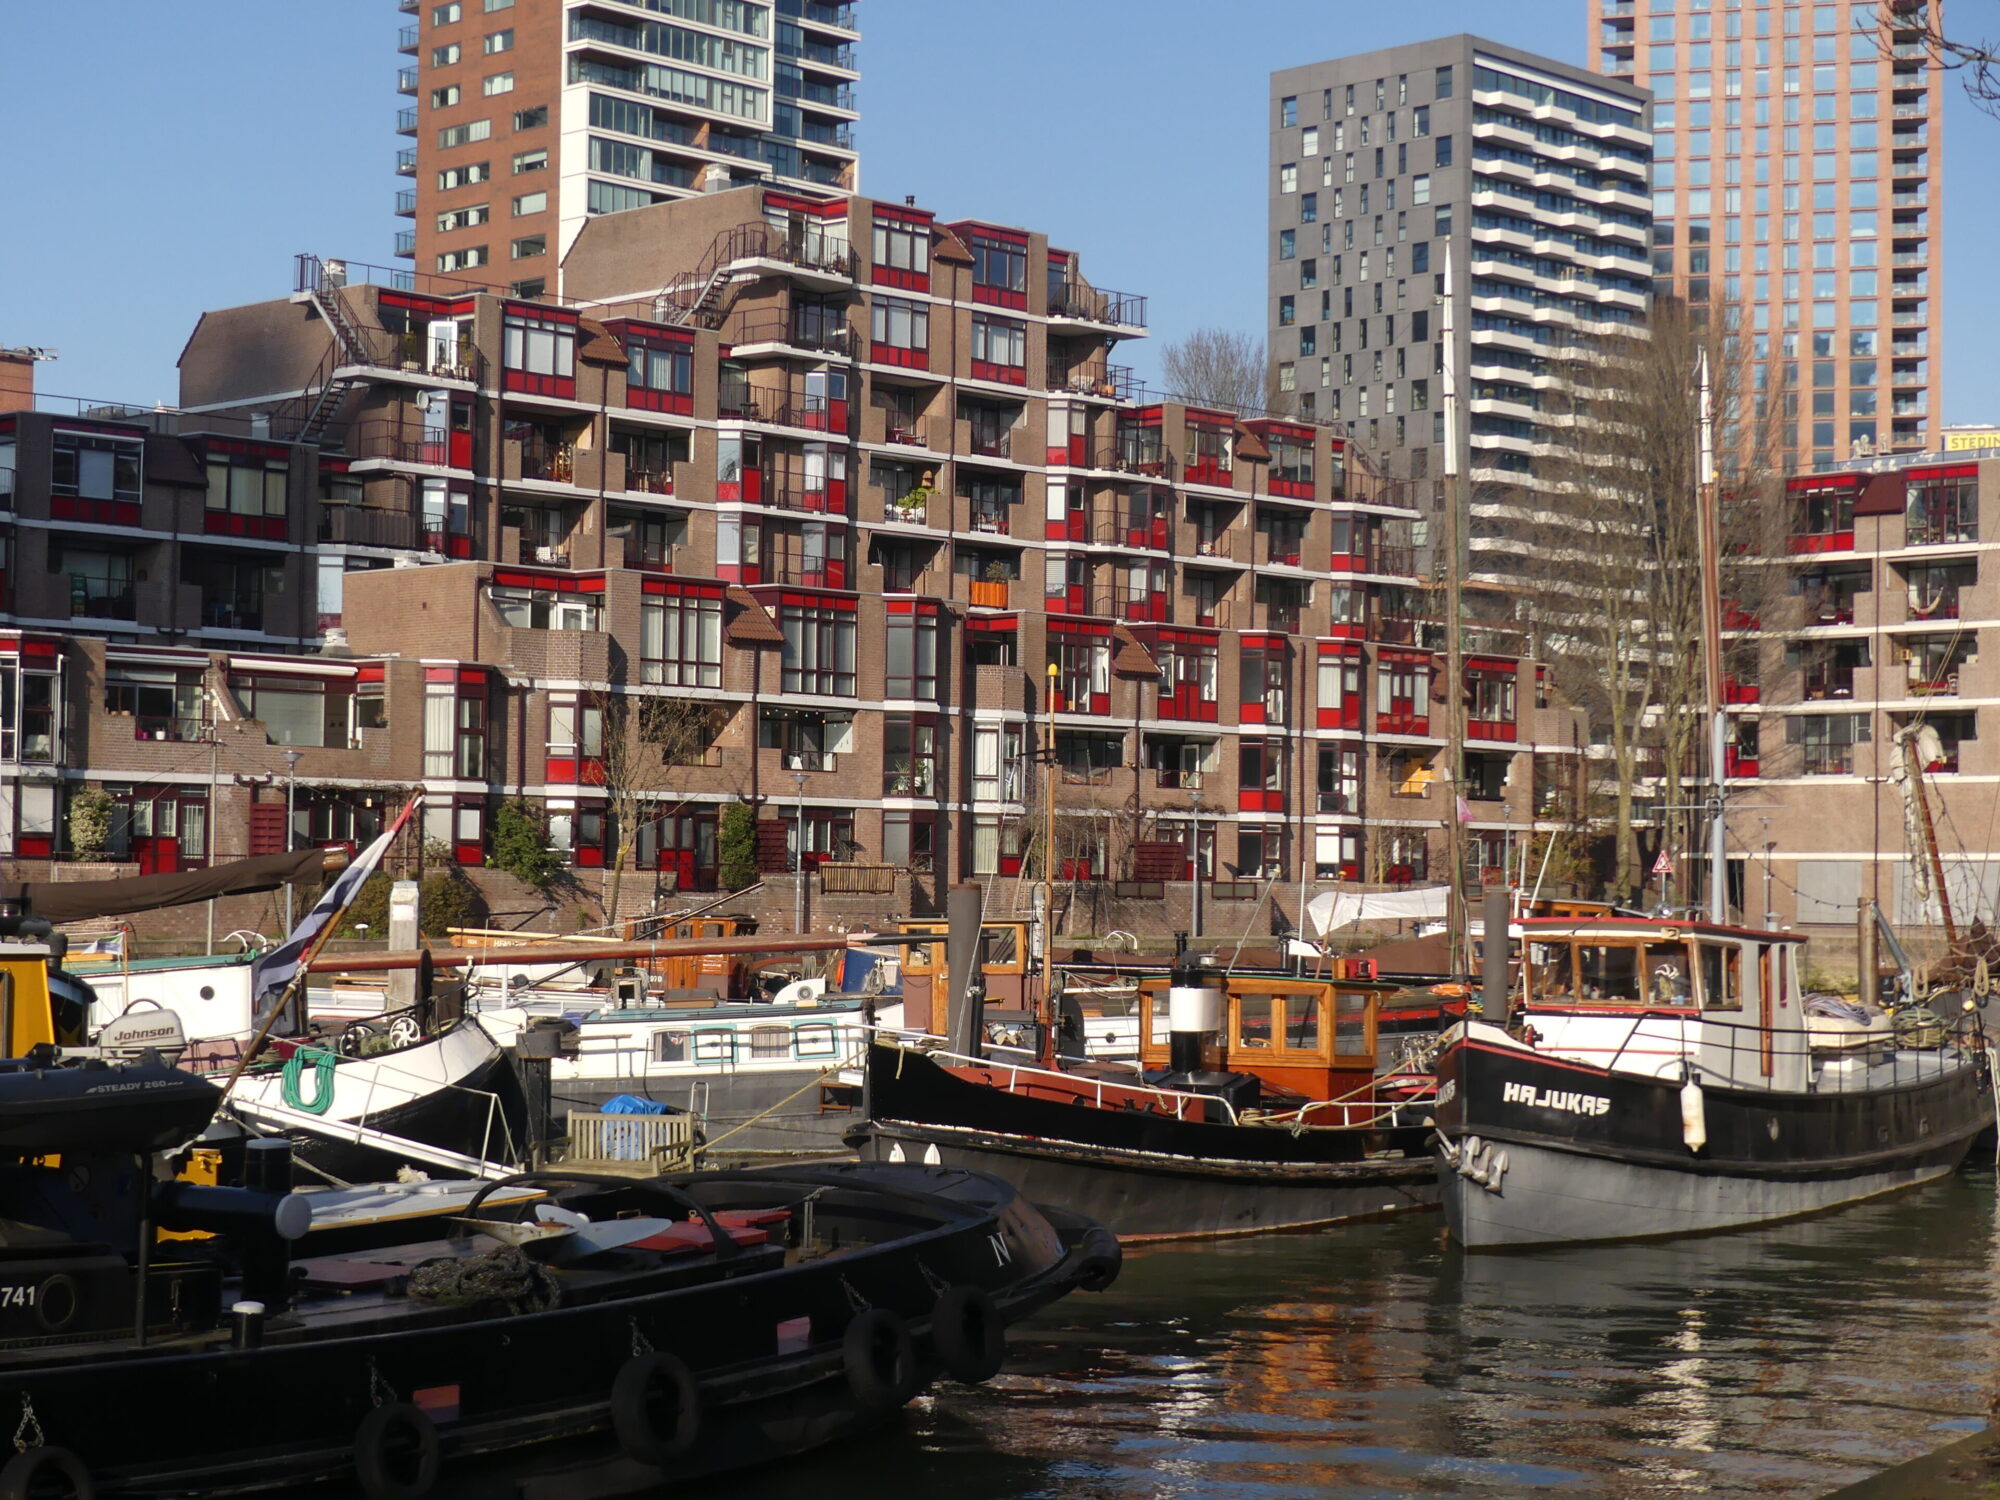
[
  {"xmin": 1550, "ymin": 1007, "xmax": 1973, "ymax": 1092},
  {"xmin": 1251, "ymin": 1070, "xmax": 1438, "ymax": 1130},
  {"xmin": 910, "ymin": 1044, "xmax": 1241, "ymax": 1125},
  {"xmin": 322, "ymin": 1036, "xmax": 522, "ymax": 1167}
]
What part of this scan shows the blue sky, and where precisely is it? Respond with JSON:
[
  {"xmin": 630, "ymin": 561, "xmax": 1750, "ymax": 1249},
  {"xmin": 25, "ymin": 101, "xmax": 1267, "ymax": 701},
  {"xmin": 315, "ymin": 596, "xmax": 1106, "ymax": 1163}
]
[{"xmin": 3, "ymin": 1, "xmax": 1992, "ymax": 424}]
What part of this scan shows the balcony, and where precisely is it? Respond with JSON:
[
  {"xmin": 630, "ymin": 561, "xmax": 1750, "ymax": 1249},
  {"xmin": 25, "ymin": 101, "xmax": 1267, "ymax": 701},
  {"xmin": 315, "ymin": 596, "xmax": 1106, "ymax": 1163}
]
[
  {"xmin": 397, "ymin": 66, "xmax": 418, "ymax": 95},
  {"xmin": 69, "ymin": 580, "xmax": 137, "ymax": 621},
  {"xmin": 396, "ymin": 107, "xmax": 418, "ymax": 135},
  {"xmin": 881, "ymin": 492, "xmax": 932, "ymax": 526},
  {"xmin": 395, "ymin": 147, "xmax": 417, "ymax": 175},
  {"xmin": 1046, "ymin": 361, "xmax": 1137, "ymax": 399},
  {"xmin": 397, "ymin": 24, "xmax": 418, "ymax": 52},
  {"xmin": 967, "ymin": 578, "xmax": 1011, "ymax": 609},
  {"xmin": 520, "ymin": 443, "xmax": 577, "ymax": 484},
  {"xmin": 625, "ymin": 465, "xmax": 676, "ymax": 497},
  {"xmin": 880, "ymin": 419, "xmax": 933, "ymax": 448},
  {"xmin": 1047, "ymin": 282, "xmax": 1148, "ymax": 332},
  {"xmin": 128, "ymin": 715, "xmax": 211, "ymax": 744},
  {"xmin": 728, "ymin": 313, "xmax": 852, "ymax": 357},
  {"xmin": 394, "ymin": 229, "xmax": 416, "ymax": 257},
  {"xmin": 319, "ymin": 505, "xmax": 422, "ymax": 549},
  {"xmin": 395, "ymin": 189, "xmax": 417, "ymax": 217},
  {"xmin": 1803, "ymin": 663, "xmax": 1857, "ymax": 701}
]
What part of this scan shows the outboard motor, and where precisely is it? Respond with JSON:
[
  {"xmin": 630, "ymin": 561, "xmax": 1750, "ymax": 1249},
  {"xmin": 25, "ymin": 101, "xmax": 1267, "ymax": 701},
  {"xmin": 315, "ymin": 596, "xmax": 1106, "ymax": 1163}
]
[{"xmin": 1149, "ymin": 957, "xmax": 1260, "ymax": 1120}]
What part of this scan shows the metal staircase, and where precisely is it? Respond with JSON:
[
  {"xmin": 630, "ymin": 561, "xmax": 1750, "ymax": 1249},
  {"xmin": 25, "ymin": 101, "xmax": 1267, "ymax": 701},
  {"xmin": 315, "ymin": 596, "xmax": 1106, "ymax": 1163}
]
[{"xmin": 290, "ymin": 255, "xmax": 384, "ymax": 447}]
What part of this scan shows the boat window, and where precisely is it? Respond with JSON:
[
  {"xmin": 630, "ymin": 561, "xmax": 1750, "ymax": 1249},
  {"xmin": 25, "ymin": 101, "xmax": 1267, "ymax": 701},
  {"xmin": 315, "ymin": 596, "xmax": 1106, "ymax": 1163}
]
[
  {"xmin": 1147, "ymin": 986, "xmax": 1170, "ymax": 1046},
  {"xmin": 653, "ymin": 1029, "xmax": 689, "ymax": 1064},
  {"xmin": 749, "ymin": 1025, "xmax": 791, "ymax": 1059},
  {"xmin": 1334, "ymin": 991, "xmax": 1369, "ymax": 1054},
  {"xmin": 692, "ymin": 1029, "xmax": 736, "ymax": 1062},
  {"xmin": 1238, "ymin": 994, "xmax": 1274, "ymax": 1048},
  {"xmin": 1285, "ymin": 994, "xmax": 1321, "ymax": 1050},
  {"xmin": 794, "ymin": 1022, "xmax": 839, "ymax": 1059},
  {"xmin": 1699, "ymin": 943, "xmax": 1743, "ymax": 1010},
  {"xmin": 982, "ymin": 927, "xmax": 1019, "ymax": 966},
  {"xmin": 1531, "ymin": 942, "xmax": 1576, "ymax": 1001},
  {"xmin": 1644, "ymin": 942, "xmax": 1694, "ymax": 1008},
  {"xmin": 1575, "ymin": 944, "xmax": 1641, "ymax": 1003}
]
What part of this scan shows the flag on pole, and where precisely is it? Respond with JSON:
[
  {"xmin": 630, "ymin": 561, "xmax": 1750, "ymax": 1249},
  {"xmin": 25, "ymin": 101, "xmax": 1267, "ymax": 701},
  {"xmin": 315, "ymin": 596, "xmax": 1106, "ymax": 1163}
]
[
  {"xmin": 1457, "ymin": 795, "xmax": 1474, "ymax": 824},
  {"xmin": 250, "ymin": 796, "xmax": 421, "ymax": 1029}
]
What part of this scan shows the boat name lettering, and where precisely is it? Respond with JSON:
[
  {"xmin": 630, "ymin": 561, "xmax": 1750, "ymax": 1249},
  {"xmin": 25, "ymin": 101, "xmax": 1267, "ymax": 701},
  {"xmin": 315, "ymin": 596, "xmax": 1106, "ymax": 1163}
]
[
  {"xmin": 1502, "ymin": 1080, "xmax": 1610, "ymax": 1116},
  {"xmin": 988, "ymin": 1232, "xmax": 1012, "ymax": 1267},
  {"xmin": 82, "ymin": 1081, "xmax": 181, "ymax": 1095},
  {"xmin": 1436, "ymin": 1079, "xmax": 1457, "ymax": 1107}
]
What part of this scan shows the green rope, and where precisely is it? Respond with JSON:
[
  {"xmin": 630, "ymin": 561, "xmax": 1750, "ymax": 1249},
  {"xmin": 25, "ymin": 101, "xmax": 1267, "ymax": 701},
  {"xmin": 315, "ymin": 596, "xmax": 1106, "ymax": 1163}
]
[{"xmin": 280, "ymin": 1047, "xmax": 339, "ymax": 1115}]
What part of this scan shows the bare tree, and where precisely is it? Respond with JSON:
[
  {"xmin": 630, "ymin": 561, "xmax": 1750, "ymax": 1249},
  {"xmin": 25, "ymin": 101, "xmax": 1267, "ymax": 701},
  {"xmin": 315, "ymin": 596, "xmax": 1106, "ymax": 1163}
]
[
  {"xmin": 1159, "ymin": 327, "xmax": 1268, "ymax": 414},
  {"xmin": 598, "ymin": 695, "xmax": 726, "ymax": 922},
  {"xmin": 1525, "ymin": 301, "xmax": 1788, "ymax": 902}
]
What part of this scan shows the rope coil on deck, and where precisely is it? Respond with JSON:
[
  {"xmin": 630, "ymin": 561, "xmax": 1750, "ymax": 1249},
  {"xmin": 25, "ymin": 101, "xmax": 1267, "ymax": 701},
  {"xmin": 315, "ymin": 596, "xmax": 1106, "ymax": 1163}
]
[{"xmin": 406, "ymin": 1245, "xmax": 559, "ymax": 1312}]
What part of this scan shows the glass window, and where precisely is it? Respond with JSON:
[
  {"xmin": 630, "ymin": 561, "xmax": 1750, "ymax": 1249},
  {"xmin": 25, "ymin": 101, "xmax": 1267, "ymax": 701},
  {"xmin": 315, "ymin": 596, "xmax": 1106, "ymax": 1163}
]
[{"xmin": 1237, "ymin": 994, "xmax": 1274, "ymax": 1050}]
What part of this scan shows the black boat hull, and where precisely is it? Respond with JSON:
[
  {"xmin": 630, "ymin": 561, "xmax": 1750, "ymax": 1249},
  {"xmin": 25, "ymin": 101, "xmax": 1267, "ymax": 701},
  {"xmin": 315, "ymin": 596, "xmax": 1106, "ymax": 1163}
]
[
  {"xmin": 1435, "ymin": 1028, "xmax": 1994, "ymax": 1249},
  {"xmin": 0, "ymin": 1163, "xmax": 1112, "ymax": 1497},
  {"xmin": 857, "ymin": 1042, "xmax": 1436, "ymax": 1241}
]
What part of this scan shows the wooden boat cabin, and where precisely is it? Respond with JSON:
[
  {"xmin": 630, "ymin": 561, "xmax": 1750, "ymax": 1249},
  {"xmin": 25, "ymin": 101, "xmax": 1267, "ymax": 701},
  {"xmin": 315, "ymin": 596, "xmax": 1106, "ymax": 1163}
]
[
  {"xmin": 1518, "ymin": 917, "xmax": 1811, "ymax": 1089},
  {"xmin": 897, "ymin": 920, "xmax": 1035, "ymax": 1034},
  {"xmin": 1136, "ymin": 975, "xmax": 1394, "ymax": 1114}
]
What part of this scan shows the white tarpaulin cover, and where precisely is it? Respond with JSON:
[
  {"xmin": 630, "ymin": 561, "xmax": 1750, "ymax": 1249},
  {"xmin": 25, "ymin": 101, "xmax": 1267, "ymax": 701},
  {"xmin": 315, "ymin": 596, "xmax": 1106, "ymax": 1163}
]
[{"xmin": 1306, "ymin": 886, "xmax": 1451, "ymax": 936}]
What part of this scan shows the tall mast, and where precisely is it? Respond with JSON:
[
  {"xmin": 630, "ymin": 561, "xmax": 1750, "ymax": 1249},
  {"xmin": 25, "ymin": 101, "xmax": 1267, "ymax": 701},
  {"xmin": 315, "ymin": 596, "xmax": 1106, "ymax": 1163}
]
[
  {"xmin": 1695, "ymin": 348, "xmax": 1728, "ymax": 923},
  {"xmin": 1440, "ymin": 240, "xmax": 1466, "ymax": 970}
]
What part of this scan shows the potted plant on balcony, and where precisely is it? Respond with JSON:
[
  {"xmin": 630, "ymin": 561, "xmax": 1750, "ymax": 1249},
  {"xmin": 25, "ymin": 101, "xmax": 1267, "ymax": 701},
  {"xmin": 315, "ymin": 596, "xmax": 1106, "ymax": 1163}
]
[{"xmin": 894, "ymin": 483, "xmax": 931, "ymax": 520}]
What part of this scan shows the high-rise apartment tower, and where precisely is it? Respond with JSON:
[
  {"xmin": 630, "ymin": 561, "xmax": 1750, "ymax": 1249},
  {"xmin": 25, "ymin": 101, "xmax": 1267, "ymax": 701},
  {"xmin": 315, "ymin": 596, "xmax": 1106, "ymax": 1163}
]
[
  {"xmin": 1269, "ymin": 37, "xmax": 1651, "ymax": 588},
  {"xmin": 1589, "ymin": 0, "xmax": 1942, "ymax": 465},
  {"xmin": 397, "ymin": 0, "xmax": 860, "ymax": 294}
]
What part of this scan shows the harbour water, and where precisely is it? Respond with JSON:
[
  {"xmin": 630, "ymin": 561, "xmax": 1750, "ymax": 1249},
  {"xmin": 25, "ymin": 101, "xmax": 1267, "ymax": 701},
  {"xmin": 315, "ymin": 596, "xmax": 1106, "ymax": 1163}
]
[{"xmin": 749, "ymin": 1173, "xmax": 2000, "ymax": 1500}]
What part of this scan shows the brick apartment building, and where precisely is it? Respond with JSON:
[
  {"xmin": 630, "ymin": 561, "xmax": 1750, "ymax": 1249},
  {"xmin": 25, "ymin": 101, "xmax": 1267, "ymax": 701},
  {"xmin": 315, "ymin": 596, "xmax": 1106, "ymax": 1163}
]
[
  {"xmin": 1726, "ymin": 450, "xmax": 1999, "ymax": 940},
  {"xmin": 396, "ymin": 0, "xmax": 860, "ymax": 292},
  {"xmin": 2, "ymin": 184, "xmax": 1585, "ymax": 942}
]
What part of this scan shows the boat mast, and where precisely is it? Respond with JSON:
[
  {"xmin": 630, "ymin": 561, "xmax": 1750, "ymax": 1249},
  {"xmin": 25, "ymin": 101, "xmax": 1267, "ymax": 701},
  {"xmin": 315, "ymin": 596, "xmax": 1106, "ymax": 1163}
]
[
  {"xmin": 1040, "ymin": 659, "xmax": 1060, "ymax": 1063},
  {"xmin": 1905, "ymin": 733, "xmax": 1959, "ymax": 950},
  {"xmin": 1696, "ymin": 349, "xmax": 1729, "ymax": 924},
  {"xmin": 1441, "ymin": 240, "xmax": 1466, "ymax": 972}
]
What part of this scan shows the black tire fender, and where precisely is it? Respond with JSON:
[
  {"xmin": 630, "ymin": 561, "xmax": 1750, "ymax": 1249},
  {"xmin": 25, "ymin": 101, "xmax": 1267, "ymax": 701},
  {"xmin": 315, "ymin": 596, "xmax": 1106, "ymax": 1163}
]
[
  {"xmin": 930, "ymin": 1284, "xmax": 1006, "ymax": 1383},
  {"xmin": 610, "ymin": 1350, "xmax": 703, "ymax": 1466},
  {"xmin": 353, "ymin": 1402, "xmax": 440, "ymax": 1500},
  {"xmin": 1075, "ymin": 1225, "xmax": 1123, "ymax": 1292},
  {"xmin": 0, "ymin": 1447, "xmax": 92, "ymax": 1500},
  {"xmin": 842, "ymin": 1306, "xmax": 918, "ymax": 1409}
]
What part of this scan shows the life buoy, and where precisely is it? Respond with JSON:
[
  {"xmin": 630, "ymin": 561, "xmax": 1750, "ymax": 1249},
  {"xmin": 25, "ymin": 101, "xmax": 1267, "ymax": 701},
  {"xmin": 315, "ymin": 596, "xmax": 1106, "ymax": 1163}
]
[
  {"xmin": 610, "ymin": 1351, "xmax": 703, "ymax": 1466},
  {"xmin": 0, "ymin": 1446, "xmax": 93, "ymax": 1500},
  {"xmin": 930, "ymin": 1285, "xmax": 1005, "ymax": 1383},
  {"xmin": 842, "ymin": 1307, "xmax": 917, "ymax": 1409},
  {"xmin": 353, "ymin": 1402, "xmax": 440, "ymax": 1500},
  {"xmin": 1074, "ymin": 1225, "xmax": 1122, "ymax": 1292}
]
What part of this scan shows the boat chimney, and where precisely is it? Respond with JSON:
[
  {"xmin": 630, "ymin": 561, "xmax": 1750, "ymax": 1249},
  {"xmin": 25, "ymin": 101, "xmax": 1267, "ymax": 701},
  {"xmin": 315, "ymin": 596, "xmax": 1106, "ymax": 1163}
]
[
  {"xmin": 1166, "ymin": 955, "xmax": 1222, "ymax": 1077},
  {"xmin": 1480, "ymin": 887, "xmax": 1511, "ymax": 1025},
  {"xmin": 944, "ymin": 883, "xmax": 985, "ymax": 1057}
]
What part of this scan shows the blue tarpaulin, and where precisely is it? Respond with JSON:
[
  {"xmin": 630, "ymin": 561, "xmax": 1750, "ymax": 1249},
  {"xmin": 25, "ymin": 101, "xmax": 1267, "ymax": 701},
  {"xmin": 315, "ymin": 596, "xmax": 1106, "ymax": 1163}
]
[{"xmin": 601, "ymin": 1094, "xmax": 669, "ymax": 1116}]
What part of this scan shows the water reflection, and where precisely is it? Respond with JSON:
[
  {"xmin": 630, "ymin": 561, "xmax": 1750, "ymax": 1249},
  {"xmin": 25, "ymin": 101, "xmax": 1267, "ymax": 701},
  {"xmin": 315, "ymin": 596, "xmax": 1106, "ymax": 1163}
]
[{"xmin": 741, "ymin": 1174, "xmax": 1998, "ymax": 1500}]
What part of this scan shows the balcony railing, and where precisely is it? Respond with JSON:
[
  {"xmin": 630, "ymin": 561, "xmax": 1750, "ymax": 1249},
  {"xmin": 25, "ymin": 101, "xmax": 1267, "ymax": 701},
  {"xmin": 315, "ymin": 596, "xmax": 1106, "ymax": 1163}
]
[
  {"xmin": 395, "ymin": 189, "xmax": 417, "ymax": 216},
  {"xmin": 318, "ymin": 505, "xmax": 420, "ymax": 549},
  {"xmin": 396, "ymin": 107, "xmax": 418, "ymax": 135},
  {"xmin": 1045, "ymin": 361, "xmax": 1138, "ymax": 399},
  {"xmin": 349, "ymin": 419, "xmax": 450, "ymax": 466},
  {"xmin": 1803, "ymin": 664, "xmax": 1857, "ymax": 700},
  {"xmin": 625, "ymin": 466, "xmax": 676, "ymax": 496},
  {"xmin": 395, "ymin": 148, "xmax": 418, "ymax": 175},
  {"xmin": 69, "ymin": 582, "xmax": 137, "ymax": 621},
  {"xmin": 1048, "ymin": 281, "xmax": 1148, "ymax": 330}
]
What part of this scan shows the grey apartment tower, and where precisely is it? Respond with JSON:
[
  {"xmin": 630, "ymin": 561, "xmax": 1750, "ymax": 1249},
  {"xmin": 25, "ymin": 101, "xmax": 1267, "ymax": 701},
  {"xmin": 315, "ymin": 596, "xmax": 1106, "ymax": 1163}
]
[{"xmin": 1269, "ymin": 37, "xmax": 1651, "ymax": 590}]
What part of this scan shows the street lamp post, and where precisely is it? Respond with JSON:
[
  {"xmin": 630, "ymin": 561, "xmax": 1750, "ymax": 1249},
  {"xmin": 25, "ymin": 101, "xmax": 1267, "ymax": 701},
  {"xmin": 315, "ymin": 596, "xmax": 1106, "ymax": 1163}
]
[{"xmin": 791, "ymin": 770, "xmax": 809, "ymax": 936}]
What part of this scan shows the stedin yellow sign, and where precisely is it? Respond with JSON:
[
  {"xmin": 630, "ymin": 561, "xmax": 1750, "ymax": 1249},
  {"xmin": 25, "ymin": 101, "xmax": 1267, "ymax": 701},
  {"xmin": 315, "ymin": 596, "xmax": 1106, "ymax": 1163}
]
[{"xmin": 1942, "ymin": 429, "xmax": 2000, "ymax": 452}]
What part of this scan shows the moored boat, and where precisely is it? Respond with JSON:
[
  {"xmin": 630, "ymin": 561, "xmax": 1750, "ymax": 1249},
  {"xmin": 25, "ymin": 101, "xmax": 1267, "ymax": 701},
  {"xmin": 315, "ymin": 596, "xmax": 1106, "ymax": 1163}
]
[
  {"xmin": 0, "ymin": 989, "xmax": 1118, "ymax": 1497},
  {"xmin": 852, "ymin": 958, "xmax": 1438, "ymax": 1241},
  {"xmin": 1433, "ymin": 914, "xmax": 1994, "ymax": 1249}
]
